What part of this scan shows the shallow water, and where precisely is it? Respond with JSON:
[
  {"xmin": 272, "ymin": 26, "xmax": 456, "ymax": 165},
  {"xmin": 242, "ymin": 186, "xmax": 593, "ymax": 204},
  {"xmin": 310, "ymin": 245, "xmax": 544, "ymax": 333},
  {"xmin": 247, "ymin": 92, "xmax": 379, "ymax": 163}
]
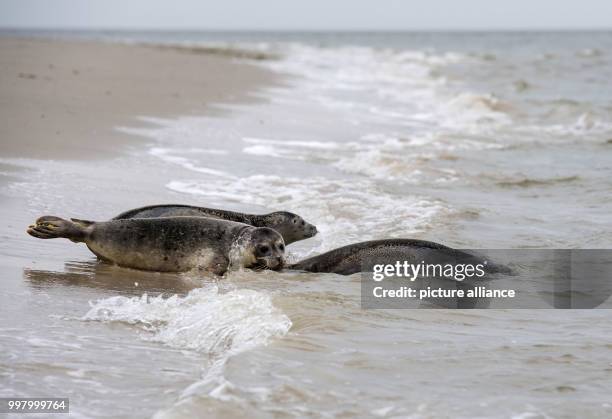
[{"xmin": 2, "ymin": 32, "xmax": 612, "ymax": 418}]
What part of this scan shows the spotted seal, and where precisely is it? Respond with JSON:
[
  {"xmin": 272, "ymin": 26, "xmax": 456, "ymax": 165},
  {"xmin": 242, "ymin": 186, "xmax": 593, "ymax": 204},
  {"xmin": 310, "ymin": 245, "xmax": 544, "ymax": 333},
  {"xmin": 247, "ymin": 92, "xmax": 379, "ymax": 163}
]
[
  {"xmin": 112, "ymin": 204, "xmax": 317, "ymax": 245},
  {"xmin": 27, "ymin": 215, "xmax": 285, "ymax": 275},
  {"xmin": 288, "ymin": 239, "xmax": 509, "ymax": 276}
]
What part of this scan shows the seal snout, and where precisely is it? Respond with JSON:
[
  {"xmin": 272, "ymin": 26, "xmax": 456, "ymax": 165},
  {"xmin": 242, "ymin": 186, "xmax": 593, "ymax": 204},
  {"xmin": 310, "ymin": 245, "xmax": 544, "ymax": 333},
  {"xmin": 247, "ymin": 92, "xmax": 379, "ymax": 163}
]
[
  {"xmin": 266, "ymin": 256, "xmax": 284, "ymax": 271},
  {"xmin": 307, "ymin": 224, "xmax": 318, "ymax": 237},
  {"xmin": 255, "ymin": 255, "xmax": 284, "ymax": 271}
]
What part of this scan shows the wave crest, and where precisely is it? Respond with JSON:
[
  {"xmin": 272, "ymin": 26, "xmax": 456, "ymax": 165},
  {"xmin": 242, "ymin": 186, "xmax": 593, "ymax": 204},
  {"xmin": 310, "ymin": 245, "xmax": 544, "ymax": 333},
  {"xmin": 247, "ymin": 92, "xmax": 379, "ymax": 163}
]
[{"xmin": 83, "ymin": 286, "xmax": 291, "ymax": 357}]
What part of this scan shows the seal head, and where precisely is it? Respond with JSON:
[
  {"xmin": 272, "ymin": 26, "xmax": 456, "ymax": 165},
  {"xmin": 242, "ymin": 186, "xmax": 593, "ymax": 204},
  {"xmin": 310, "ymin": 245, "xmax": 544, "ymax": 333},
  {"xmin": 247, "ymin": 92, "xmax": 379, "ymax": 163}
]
[
  {"xmin": 230, "ymin": 227, "xmax": 285, "ymax": 271},
  {"xmin": 259, "ymin": 211, "xmax": 317, "ymax": 245}
]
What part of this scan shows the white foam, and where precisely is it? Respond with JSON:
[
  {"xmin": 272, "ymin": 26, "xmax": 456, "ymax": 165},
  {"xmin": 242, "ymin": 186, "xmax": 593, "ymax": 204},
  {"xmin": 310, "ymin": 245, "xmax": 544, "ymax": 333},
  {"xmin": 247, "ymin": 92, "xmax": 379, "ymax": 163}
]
[
  {"xmin": 242, "ymin": 137, "xmax": 341, "ymax": 159},
  {"xmin": 149, "ymin": 147, "xmax": 236, "ymax": 178},
  {"xmin": 166, "ymin": 175, "xmax": 449, "ymax": 255},
  {"xmin": 83, "ymin": 286, "xmax": 291, "ymax": 357},
  {"xmin": 518, "ymin": 112, "xmax": 612, "ymax": 137},
  {"xmin": 247, "ymin": 131, "xmax": 496, "ymax": 184},
  {"xmin": 259, "ymin": 43, "xmax": 517, "ymax": 136},
  {"xmin": 438, "ymin": 92, "xmax": 513, "ymax": 127},
  {"xmin": 243, "ymin": 137, "xmax": 341, "ymax": 150},
  {"xmin": 242, "ymin": 144, "xmax": 287, "ymax": 158}
]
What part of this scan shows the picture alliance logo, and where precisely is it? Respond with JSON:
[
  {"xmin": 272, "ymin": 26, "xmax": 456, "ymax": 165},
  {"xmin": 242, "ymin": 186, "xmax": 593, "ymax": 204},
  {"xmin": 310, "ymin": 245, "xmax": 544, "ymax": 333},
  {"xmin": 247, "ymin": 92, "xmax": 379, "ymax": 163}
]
[{"xmin": 372, "ymin": 260, "xmax": 488, "ymax": 282}]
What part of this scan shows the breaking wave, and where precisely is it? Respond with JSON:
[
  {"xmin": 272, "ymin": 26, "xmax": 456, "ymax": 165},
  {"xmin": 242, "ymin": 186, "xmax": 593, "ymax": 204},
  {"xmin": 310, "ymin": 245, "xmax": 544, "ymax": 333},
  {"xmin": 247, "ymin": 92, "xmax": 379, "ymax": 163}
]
[
  {"xmin": 166, "ymin": 174, "xmax": 449, "ymax": 253},
  {"xmin": 83, "ymin": 286, "xmax": 291, "ymax": 357}
]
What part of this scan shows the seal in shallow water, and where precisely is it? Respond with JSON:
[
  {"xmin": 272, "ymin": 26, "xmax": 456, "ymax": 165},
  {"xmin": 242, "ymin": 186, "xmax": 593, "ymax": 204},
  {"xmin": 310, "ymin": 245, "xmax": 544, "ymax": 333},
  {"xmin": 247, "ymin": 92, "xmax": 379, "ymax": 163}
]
[
  {"xmin": 27, "ymin": 215, "xmax": 285, "ymax": 275},
  {"xmin": 112, "ymin": 204, "xmax": 317, "ymax": 245},
  {"xmin": 288, "ymin": 239, "xmax": 508, "ymax": 276}
]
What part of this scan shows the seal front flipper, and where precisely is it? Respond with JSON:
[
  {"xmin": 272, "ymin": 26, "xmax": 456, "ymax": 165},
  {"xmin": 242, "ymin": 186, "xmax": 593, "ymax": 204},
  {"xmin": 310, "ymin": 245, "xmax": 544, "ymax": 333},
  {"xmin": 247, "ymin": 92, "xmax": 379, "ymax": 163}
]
[{"xmin": 27, "ymin": 216, "xmax": 89, "ymax": 243}]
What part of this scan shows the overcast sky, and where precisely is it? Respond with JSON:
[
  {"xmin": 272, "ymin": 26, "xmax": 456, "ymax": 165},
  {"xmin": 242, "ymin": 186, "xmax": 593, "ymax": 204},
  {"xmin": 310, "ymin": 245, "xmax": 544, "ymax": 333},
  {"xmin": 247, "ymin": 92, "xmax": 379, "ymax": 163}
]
[{"xmin": 1, "ymin": 0, "xmax": 611, "ymax": 31}]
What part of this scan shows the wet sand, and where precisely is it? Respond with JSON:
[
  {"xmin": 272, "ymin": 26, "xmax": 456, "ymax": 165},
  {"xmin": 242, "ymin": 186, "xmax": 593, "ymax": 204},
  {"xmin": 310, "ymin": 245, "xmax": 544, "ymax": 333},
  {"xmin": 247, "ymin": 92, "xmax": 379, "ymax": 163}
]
[{"xmin": 0, "ymin": 37, "xmax": 275, "ymax": 160}]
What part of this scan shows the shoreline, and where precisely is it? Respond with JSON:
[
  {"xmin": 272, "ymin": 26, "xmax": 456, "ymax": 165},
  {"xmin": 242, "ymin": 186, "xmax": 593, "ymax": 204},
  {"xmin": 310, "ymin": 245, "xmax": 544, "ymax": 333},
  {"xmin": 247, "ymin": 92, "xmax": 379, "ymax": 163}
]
[{"xmin": 0, "ymin": 36, "xmax": 278, "ymax": 160}]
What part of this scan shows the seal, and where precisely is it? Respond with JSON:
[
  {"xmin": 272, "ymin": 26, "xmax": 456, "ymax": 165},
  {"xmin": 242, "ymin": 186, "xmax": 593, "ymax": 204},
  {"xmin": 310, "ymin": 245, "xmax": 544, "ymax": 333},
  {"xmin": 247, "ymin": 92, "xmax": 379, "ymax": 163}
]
[
  {"xmin": 288, "ymin": 239, "xmax": 509, "ymax": 276},
  {"xmin": 112, "ymin": 204, "xmax": 317, "ymax": 245},
  {"xmin": 27, "ymin": 215, "xmax": 285, "ymax": 275}
]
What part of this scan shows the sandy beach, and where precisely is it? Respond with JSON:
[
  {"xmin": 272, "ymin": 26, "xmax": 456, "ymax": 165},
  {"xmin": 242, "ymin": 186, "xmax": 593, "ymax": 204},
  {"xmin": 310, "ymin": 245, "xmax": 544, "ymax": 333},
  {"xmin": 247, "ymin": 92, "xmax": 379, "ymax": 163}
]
[{"xmin": 0, "ymin": 37, "xmax": 275, "ymax": 160}]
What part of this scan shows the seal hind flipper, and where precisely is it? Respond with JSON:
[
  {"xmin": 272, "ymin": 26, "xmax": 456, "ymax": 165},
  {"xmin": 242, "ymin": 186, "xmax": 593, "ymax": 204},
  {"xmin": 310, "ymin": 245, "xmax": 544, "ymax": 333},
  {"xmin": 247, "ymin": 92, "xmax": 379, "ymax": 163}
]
[{"xmin": 27, "ymin": 216, "xmax": 89, "ymax": 243}]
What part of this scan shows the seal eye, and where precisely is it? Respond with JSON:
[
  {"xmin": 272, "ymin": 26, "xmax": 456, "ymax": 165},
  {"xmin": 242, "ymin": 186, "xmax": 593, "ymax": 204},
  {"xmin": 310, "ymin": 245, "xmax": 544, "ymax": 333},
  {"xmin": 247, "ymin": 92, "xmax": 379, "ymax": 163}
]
[
  {"xmin": 258, "ymin": 245, "xmax": 270, "ymax": 255},
  {"xmin": 279, "ymin": 243, "xmax": 285, "ymax": 252},
  {"xmin": 301, "ymin": 221, "xmax": 305, "ymax": 226}
]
